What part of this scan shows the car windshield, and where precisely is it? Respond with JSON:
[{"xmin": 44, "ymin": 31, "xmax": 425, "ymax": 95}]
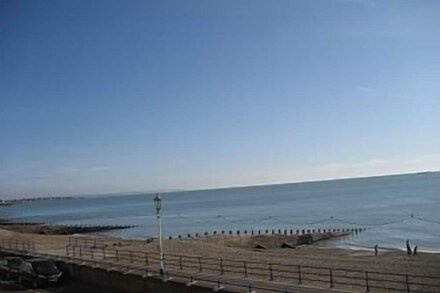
[
  {"xmin": 8, "ymin": 258, "xmax": 23, "ymax": 268},
  {"xmin": 32, "ymin": 261, "xmax": 60, "ymax": 276}
]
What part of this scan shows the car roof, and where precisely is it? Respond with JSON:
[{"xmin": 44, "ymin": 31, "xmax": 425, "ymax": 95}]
[
  {"xmin": 27, "ymin": 258, "xmax": 54, "ymax": 263},
  {"xmin": 3, "ymin": 256, "xmax": 23, "ymax": 260}
]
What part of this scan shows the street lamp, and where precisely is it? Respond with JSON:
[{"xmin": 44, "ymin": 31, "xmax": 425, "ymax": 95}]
[{"xmin": 153, "ymin": 194, "xmax": 165, "ymax": 277}]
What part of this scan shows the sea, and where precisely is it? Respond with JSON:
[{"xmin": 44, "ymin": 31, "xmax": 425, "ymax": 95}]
[{"xmin": 1, "ymin": 172, "xmax": 439, "ymax": 252}]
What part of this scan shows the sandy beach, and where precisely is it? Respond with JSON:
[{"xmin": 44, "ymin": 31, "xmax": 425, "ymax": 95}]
[{"xmin": 1, "ymin": 227, "xmax": 439, "ymax": 277}]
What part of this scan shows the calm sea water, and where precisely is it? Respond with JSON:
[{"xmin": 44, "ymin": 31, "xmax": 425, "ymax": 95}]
[{"xmin": 1, "ymin": 172, "xmax": 439, "ymax": 251}]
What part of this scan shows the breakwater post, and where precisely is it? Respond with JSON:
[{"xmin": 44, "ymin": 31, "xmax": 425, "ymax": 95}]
[{"xmin": 173, "ymin": 226, "xmax": 364, "ymax": 240}]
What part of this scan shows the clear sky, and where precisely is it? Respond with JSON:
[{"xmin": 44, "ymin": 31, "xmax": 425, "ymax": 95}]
[{"xmin": 1, "ymin": 0, "xmax": 439, "ymax": 198}]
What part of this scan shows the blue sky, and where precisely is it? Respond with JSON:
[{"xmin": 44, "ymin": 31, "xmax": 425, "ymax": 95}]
[{"xmin": 1, "ymin": 0, "xmax": 439, "ymax": 198}]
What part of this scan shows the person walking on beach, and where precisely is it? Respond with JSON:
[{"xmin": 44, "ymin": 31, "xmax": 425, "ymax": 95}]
[
  {"xmin": 413, "ymin": 245, "xmax": 418, "ymax": 255},
  {"xmin": 374, "ymin": 244, "xmax": 378, "ymax": 256},
  {"xmin": 406, "ymin": 240, "xmax": 412, "ymax": 255}
]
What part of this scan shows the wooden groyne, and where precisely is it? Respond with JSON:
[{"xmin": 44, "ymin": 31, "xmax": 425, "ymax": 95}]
[
  {"xmin": 44, "ymin": 224, "xmax": 137, "ymax": 234},
  {"xmin": 0, "ymin": 221, "xmax": 136, "ymax": 235},
  {"xmin": 168, "ymin": 227, "xmax": 366, "ymax": 240}
]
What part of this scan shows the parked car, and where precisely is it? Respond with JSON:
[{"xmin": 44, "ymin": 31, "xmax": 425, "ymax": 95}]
[
  {"xmin": 0, "ymin": 256, "xmax": 24, "ymax": 280},
  {"xmin": 18, "ymin": 258, "xmax": 62, "ymax": 288}
]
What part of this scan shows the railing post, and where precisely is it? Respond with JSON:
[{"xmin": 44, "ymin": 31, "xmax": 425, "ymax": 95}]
[
  {"xmin": 365, "ymin": 271, "xmax": 369, "ymax": 292},
  {"xmin": 198, "ymin": 257, "xmax": 202, "ymax": 272},
  {"xmin": 116, "ymin": 249, "xmax": 119, "ymax": 262},
  {"xmin": 298, "ymin": 265, "xmax": 302, "ymax": 285},
  {"xmin": 329, "ymin": 268, "xmax": 333, "ymax": 288},
  {"xmin": 406, "ymin": 273, "xmax": 410, "ymax": 293},
  {"xmin": 244, "ymin": 261, "xmax": 248, "ymax": 277},
  {"xmin": 220, "ymin": 258, "xmax": 224, "ymax": 275},
  {"xmin": 130, "ymin": 250, "xmax": 133, "ymax": 263},
  {"xmin": 102, "ymin": 247, "xmax": 106, "ymax": 260},
  {"xmin": 79, "ymin": 246, "xmax": 82, "ymax": 257},
  {"xmin": 145, "ymin": 252, "xmax": 148, "ymax": 266},
  {"xmin": 179, "ymin": 255, "xmax": 183, "ymax": 270},
  {"xmin": 269, "ymin": 263, "xmax": 273, "ymax": 281}
]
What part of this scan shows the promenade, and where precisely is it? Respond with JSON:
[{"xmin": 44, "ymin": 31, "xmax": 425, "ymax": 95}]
[{"xmin": 1, "ymin": 232, "xmax": 440, "ymax": 292}]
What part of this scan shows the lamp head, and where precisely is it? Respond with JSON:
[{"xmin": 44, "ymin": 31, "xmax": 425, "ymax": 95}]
[{"xmin": 153, "ymin": 194, "xmax": 162, "ymax": 213}]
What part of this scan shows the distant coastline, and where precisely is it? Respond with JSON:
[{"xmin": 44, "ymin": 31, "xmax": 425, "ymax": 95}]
[{"xmin": 0, "ymin": 196, "xmax": 76, "ymax": 206}]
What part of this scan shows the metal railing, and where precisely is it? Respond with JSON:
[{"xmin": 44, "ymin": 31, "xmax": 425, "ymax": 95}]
[
  {"xmin": 65, "ymin": 244, "xmax": 440, "ymax": 292},
  {"xmin": 1, "ymin": 238, "xmax": 439, "ymax": 292},
  {"xmin": 0, "ymin": 239, "xmax": 35, "ymax": 252},
  {"xmin": 13, "ymin": 250, "xmax": 318, "ymax": 293},
  {"xmin": 67, "ymin": 236, "xmax": 140, "ymax": 248},
  {"xmin": 68, "ymin": 237, "xmax": 108, "ymax": 248}
]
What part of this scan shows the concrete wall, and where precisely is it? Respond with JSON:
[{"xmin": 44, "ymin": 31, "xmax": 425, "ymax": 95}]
[{"xmin": 57, "ymin": 261, "xmax": 218, "ymax": 293}]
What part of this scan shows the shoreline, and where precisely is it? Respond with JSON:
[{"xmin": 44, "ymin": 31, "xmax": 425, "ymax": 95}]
[
  {"xmin": 3, "ymin": 217, "xmax": 438, "ymax": 253},
  {"xmin": 1, "ymin": 228, "xmax": 439, "ymax": 277},
  {"xmin": 318, "ymin": 244, "xmax": 440, "ymax": 254}
]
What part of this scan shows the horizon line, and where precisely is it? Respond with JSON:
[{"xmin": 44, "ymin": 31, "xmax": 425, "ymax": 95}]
[{"xmin": 49, "ymin": 169, "xmax": 440, "ymax": 199}]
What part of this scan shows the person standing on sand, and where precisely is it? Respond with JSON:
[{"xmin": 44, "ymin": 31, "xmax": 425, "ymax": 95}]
[
  {"xmin": 374, "ymin": 244, "xmax": 378, "ymax": 256},
  {"xmin": 406, "ymin": 240, "xmax": 412, "ymax": 255}
]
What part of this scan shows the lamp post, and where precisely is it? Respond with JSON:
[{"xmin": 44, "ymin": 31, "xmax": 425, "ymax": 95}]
[{"xmin": 153, "ymin": 194, "xmax": 165, "ymax": 277}]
